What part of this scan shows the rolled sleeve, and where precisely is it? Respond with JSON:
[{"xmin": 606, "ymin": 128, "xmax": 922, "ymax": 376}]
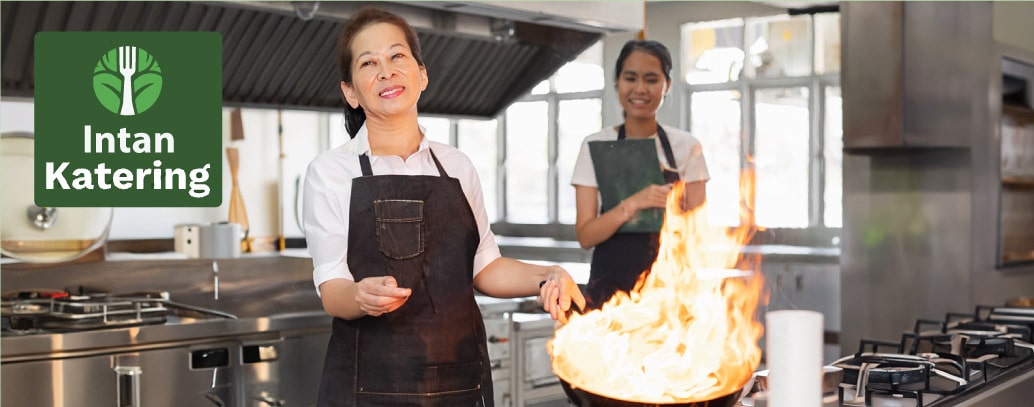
[{"xmin": 302, "ymin": 157, "xmax": 354, "ymax": 297}]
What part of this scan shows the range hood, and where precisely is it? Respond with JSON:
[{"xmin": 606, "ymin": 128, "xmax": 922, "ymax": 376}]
[
  {"xmin": 1, "ymin": 1, "xmax": 639, "ymax": 117},
  {"xmin": 841, "ymin": 2, "xmax": 990, "ymax": 151}
]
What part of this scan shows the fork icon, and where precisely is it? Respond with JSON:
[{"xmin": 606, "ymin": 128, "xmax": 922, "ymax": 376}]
[{"xmin": 118, "ymin": 46, "xmax": 137, "ymax": 116}]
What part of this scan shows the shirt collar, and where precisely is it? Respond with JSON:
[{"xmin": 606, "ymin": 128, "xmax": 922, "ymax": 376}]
[{"xmin": 343, "ymin": 124, "xmax": 430, "ymax": 157}]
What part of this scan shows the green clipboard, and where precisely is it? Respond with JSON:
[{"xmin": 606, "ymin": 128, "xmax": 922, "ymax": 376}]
[{"xmin": 588, "ymin": 138, "xmax": 665, "ymax": 233}]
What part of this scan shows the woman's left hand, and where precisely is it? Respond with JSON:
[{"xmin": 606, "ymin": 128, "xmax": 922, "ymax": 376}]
[{"xmin": 539, "ymin": 266, "xmax": 586, "ymax": 324}]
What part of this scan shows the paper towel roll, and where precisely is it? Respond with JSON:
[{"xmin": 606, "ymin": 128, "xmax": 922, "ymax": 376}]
[{"xmin": 766, "ymin": 310, "xmax": 824, "ymax": 407}]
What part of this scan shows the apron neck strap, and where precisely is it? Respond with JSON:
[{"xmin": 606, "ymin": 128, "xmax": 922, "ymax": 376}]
[
  {"xmin": 359, "ymin": 153, "xmax": 374, "ymax": 176},
  {"xmin": 617, "ymin": 123, "xmax": 677, "ymax": 170},
  {"xmin": 357, "ymin": 148, "xmax": 450, "ymax": 178}
]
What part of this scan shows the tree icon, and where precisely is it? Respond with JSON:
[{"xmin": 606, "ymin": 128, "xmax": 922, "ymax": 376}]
[{"xmin": 93, "ymin": 46, "xmax": 163, "ymax": 115}]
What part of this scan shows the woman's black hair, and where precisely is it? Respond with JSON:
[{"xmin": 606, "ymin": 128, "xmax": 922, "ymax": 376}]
[
  {"xmin": 337, "ymin": 7, "xmax": 425, "ymax": 138},
  {"xmin": 614, "ymin": 40, "xmax": 673, "ymax": 83}
]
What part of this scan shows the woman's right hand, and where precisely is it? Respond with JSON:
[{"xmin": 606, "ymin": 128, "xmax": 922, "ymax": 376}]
[
  {"xmin": 624, "ymin": 183, "xmax": 673, "ymax": 214},
  {"xmin": 355, "ymin": 276, "xmax": 412, "ymax": 317}
]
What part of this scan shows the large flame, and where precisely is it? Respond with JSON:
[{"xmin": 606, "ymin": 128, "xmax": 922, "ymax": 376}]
[{"xmin": 551, "ymin": 173, "xmax": 766, "ymax": 403}]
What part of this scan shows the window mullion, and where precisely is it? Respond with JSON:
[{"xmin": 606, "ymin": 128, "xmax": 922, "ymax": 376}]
[
  {"xmin": 810, "ymin": 78, "xmax": 824, "ymax": 227},
  {"xmin": 497, "ymin": 112, "xmax": 507, "ymax": 222},
  {"xmin": 547, "ymin": 93, "xmax": 559, "ymax": 224},
  {"xmin": 743, "ymin": 82, "xmax": 756, "ymax": 218}
]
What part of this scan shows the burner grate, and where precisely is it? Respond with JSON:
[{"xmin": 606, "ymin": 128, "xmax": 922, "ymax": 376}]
[{"xmin": 1, "ymin": 292, "xmax": 170, "ymax": 334}]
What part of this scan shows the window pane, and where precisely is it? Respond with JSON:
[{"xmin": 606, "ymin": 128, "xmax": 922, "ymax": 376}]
[
  {"xmin": 755, "ymin": 87, "xmax": 810, "ymax": 228},
  {"xmin": 557, "ymin": 99, "xmax": 603, "ymax": 224},
  {"xmin": 691, "ymin": 91, "xmax": 742, "ymax": 227},
  {"xmin": 814, "ymin": 13, "xmax": 841, "ymax": 74},
  {"xmin": 457, "ymin": 119, "xmax": 499, "ymax": 223},
  {"xmin": 681, "ymin": 19, "xmax": 744, "ymax": 85},
  {"xmin": 556, "ymin": 41, "xmax": 604, "ymax": 93},
  {"xmin": 823, "ymin": 86, "xmax": 843, "ymax": 227},
  {"xmin": 419, "ymin": 117, "xmax": 451, "ymax": 145},
  {"xmin": 505, "ymin": 102, "xmax": 549, "ymax": 224},
  {"xmin": 745, "ymin": 15, "xmax": 812, "ymax": 78},
  {"xmin": 327, "ymin": 112, "xmax": 349, "ymax": 149},
  {"xmin": 531, "ymin": 80, "xmax": 550, "ymax": 95}
]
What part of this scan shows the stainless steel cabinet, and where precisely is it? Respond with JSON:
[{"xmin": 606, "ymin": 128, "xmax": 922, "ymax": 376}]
[
  {"xmin": 1, "ymin": 329, "xmax": 331, "ymax": 407},
  {"xmin": 2, "ymin": 339, "xmax": 240, "ymax": 407}
]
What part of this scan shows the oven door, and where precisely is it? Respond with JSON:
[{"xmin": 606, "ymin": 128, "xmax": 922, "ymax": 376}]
[{"xmin": 513, "ymin": 313, "xmax": 567, "ymax": 407}]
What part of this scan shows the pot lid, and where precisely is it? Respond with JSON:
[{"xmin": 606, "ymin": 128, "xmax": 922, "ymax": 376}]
[{"xmin": 1, "ymin": 133, "xmax": 113, "ymax": 263}]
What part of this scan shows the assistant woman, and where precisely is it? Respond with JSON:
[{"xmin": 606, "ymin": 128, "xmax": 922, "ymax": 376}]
[
  {"xmin": 303, "ymin": 7, "xmax": 584, "ymax": 407},
  {"xmin": 570, "ymin": 40, "xmax": 710, "ymax": 309}
]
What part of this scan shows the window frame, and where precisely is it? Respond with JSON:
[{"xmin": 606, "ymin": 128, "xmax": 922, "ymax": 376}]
[
  {"xmin": 492, "ymin": 76, "xmax": 605, "ymax": 239},
  {"xmin": 683, "ymin": 12, "xmax": 842, "ymax": 237}
]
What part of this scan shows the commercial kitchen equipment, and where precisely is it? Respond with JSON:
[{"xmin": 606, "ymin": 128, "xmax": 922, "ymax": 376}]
[
  {"xmin": 817, "ymin": 306, "xmax": 1034, "ymax": 406},
  {"xmin": 0, "ymin": 255, "xmax": 568, "ymax": 407},
  {"xmin": 511, "ymin": 312, "xmax": 569, "ymax": 407},
  {"xmin": 1, "ymin": 287, "xmax": 331, "ymax": 407}
]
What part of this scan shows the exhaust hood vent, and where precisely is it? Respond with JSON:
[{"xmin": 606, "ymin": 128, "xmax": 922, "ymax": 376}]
[
  {"xmin": 841, "ymin": 2, "xmax": 991, "ymax": 152},
  {"xmin": 1, "ymin": 1, "xmax": 606, "ymax": 118}
]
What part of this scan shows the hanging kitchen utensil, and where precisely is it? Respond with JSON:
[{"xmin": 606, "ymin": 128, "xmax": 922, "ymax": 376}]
[
  {"xmin": 230, "ymin": 108, "xmax": 245, "ymax": 141},
  {"xmin": 226, "ymin": 147, "xmax": 250, "ymax": 252},
  {"xmin": 277, "ymin": 109, "xmax": 285, "ymax": 251}
]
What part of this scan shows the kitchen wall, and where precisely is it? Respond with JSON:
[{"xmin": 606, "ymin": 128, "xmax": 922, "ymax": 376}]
[
  {"xmin": 994, "ymin": 2, "xmax": 1034, "ymax": 53},
  {"xmin": 840, "ymin": 2, "xmax": 1034, "ymax": 351}
]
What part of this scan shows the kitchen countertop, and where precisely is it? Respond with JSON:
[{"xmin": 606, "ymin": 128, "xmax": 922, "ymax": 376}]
[{"xmin": 1, "ymin": 310, "xmax": 332, "ymax": 362}]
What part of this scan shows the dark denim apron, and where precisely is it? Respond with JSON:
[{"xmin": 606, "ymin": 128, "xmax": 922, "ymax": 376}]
[
  {"xmin": 585, "ymin": 124, "xmax": 679, "ymax": 309},
  {"xmin": 317, "ymin": 149, "xmax": 493, "ymax": 407}
]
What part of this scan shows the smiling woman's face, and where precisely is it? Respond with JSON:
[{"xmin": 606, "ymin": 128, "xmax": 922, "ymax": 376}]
[
  {"xmin": 616, "ymin": 49, "xmax": 671, "ymax": 122},
  {"xmin": 341, "ymin": 22, "xmax": 427, "ymax": 120}
]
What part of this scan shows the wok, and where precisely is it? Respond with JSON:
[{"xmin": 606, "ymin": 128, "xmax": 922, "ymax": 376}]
[{"xmin": 559, "ymin": 379, "xmax": 741, "ymax": 407}]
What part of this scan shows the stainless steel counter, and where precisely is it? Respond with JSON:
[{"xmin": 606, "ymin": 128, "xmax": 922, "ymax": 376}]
[{"xmin": 1, "ymin": 310, "xmax": 331, "ymax": 362}]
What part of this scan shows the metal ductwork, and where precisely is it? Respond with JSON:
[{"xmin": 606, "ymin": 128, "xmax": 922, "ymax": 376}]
[{"xmin": 0, "ymin": 1, "xmax": 624, "ymax": 117}]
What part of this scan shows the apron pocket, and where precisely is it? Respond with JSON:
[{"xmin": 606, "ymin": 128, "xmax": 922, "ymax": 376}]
[
  {"xmin": 374, "ymin": 199, "xmax": 424, "ymax": 260},
  {"xmin": 358, "ymin": 360, "xmax": 484, "ymax": 396},
  {"xmin": 355, "ymin": 389, "xmax": 482, "ymax": 406}
]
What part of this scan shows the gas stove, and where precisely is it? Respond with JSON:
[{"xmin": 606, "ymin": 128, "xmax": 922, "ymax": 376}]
[
  {"xmin": 830, "ymin": 306, "xmax": 1034, "ymax": 407},
  {"xmin": 0, "ymin": 289, "xmax": 236, "ymax": 336}
]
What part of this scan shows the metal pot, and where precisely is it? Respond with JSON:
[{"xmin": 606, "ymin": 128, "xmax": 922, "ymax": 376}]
[
  {"xmin": 752, "ymin": 365, "xmax": 844, "ymax": 395},
  {"xmin": 559, "ymin": 379, "xmax": 741, "ymax": 407}
]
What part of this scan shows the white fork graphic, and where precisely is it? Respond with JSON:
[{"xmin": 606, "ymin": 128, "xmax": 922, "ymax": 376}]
[{"xmin": 118, "ymin": 46, "xmax": 137, "ymax": 116}]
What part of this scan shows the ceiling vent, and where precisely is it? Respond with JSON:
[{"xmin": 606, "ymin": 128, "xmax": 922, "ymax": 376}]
[{"xmin": 0, "ymin": 1, "xmax": 621, "ymax": 118}]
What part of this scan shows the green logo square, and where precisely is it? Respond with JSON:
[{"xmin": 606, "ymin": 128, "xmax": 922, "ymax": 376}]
[{"xmin": 34, "ymin": 32, "xmax": 222, "ymax": 207}]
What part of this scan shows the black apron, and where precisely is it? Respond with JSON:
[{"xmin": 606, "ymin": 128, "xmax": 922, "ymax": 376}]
[
  {"xmin": 585, "ymin": 124, "xmax": 679, "ymax": 309},
  {"xmin": 317, "ymin": 149, "xmax": 493, "ymax": 407}
]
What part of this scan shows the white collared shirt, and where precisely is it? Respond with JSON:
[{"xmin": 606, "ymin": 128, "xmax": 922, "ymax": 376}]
[{"xmin": 302, "ymin": 125, "xmax": 501, "ymax": 296}]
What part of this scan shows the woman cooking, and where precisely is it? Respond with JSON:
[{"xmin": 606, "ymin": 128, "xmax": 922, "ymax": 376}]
[
  {"xmin": 302, "ymin": 7, "xmax": 584, "ymax": 407},
  {"xmin": 570, "ymin": 40, "xmax": 710, "ymax": 310}
]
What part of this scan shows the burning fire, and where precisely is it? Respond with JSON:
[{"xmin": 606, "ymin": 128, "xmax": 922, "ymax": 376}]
[{"xmin": 551, "ymin": 175, "xmax": 766, "ymax": 403}]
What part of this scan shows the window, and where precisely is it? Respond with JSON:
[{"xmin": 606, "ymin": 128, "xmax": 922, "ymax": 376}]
[
  {"xmin": 418, "ymin": 117, "xmax": 451, "ymax": 145},
  {"xmin": 754, "ymin": 87, "xmax": 810, "ymax": 227},
  {"xmin": 691, "ymin": 91, "xmax": 741, "ymax": 226},
  {"xmin": 504, "ymin": 101, "xmax": 550, "ymax": 224},
  {"xmin": 457, "ymin": 119, "xmax": 500, "ymax": 223},
  {"xmin": 822, "ymin": 86, "xmax": 842, "ymax": 227},
  {"xmin": 497, "ymin": 41, "xmax": 605, "ymax": 232},
  {"xmin": 681, "ymin": 18, "xmax": 745, "ymax": 85},
  {"xmin": 557, "ymin": 99, "xmax": 603, "ymax": 224},
  {"xmin": 683, "ymin": 13, "xmax": 842, "ymax": 229}
]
